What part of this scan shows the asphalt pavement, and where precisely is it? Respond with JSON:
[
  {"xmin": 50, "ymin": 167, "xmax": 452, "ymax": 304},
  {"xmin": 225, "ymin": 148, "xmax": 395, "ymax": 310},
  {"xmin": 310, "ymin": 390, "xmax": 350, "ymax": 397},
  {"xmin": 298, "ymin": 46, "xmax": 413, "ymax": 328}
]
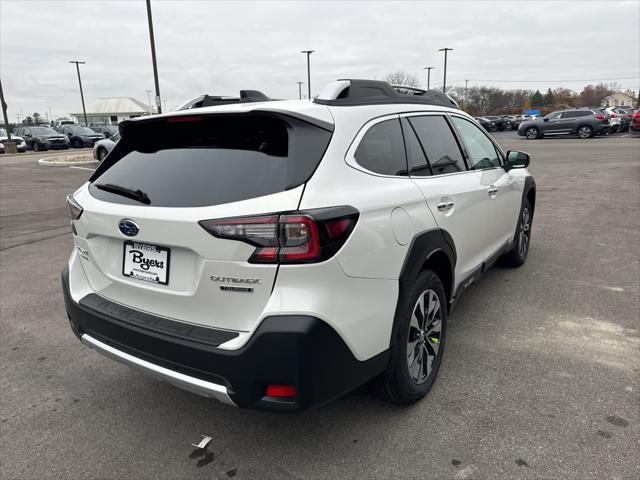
[{"xmin": 1, "ymin": 133, "xmax": 639, "ymax": 479}]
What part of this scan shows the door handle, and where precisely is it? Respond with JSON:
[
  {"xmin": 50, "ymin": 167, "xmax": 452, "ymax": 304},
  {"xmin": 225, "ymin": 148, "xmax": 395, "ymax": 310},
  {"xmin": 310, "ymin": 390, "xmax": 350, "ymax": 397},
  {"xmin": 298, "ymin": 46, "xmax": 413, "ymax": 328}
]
[
  {"xmin": 487, "ymin": 186, "xmax": 498, "ymax": 197},
  {"xmin": 436, "ymin": 201, "xmax": 454, "ymax": 212}
]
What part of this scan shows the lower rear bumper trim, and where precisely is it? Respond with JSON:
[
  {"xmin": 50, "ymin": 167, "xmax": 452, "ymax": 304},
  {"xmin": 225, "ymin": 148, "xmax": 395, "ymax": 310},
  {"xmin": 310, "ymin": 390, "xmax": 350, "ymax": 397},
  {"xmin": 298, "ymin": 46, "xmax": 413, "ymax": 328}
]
[{"xmin": 81, "ymin": 333, "xmax": 236, "ymax": 406}]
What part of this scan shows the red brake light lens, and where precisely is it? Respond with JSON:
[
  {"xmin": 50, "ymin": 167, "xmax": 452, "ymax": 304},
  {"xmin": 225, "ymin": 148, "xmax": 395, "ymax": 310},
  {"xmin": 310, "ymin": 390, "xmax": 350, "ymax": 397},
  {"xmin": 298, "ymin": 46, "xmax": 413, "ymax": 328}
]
[
  {"xmin": 595, "ymin": 114, "xmax": 605, "ymax": 120},
  {"xmin": 199, "ymin": 207, "xmax": 358, "ymax": 264},
  {"xmin": 266, "ymin": 385, "xmax": 296, "ymax": 398}
]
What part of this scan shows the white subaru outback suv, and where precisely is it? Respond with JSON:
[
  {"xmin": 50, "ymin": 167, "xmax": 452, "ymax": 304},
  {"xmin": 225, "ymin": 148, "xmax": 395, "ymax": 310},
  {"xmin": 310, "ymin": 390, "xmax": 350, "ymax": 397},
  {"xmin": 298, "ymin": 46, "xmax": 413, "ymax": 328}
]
[{"xmin": 62, "ymin": 80, "xmax": 536, "ymax": 412}]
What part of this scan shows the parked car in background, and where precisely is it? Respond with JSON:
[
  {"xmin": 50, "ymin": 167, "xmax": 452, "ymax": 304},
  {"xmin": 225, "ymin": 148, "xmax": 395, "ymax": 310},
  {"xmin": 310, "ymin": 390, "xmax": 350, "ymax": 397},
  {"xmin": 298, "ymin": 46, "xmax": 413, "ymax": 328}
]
[
  {"xmin": 56, "ymin": 125, "xmax": 105, "ymax": 148},
  {"xmin": 53, "ymin": 116, "xmax": 76, "ymax": 127},
  {"xmin": 475, "ymin": 116, "xmax": 497, "ymax": 132},
  {"xmin": 614, "ymin": 107, "xmax": 634, "ymax": 132},
  {"xmin": 601, "ymin": 107, "xmax": 622, "ymax": 133},
  {"xmin": 630, "ymin": 111, "xmax": 640, "ymax": 136},
  {"xmin": 500, "ymin": 115, "xmax": 520, "ymax": 130},
  {"xmin": 518, "ymin": 108, "xmax": 608, "ymax": 139},
  {"xmin": 90, "ymin": 124, "xmax": 118, "ymax": 139},
  {"xmin": 93, "ymin": 132, "xmax": 119, "ymax": 161},
  {"xmin": 483, "ymin": 116, "xmax": 507, "ymax": 131},
  {"xmin": 0, "ymin": 128, "xmax": 27, "ymax": 152},
  {"xmin": 14, "ymin": 126, "xmax": 70, "ymax": 151}
]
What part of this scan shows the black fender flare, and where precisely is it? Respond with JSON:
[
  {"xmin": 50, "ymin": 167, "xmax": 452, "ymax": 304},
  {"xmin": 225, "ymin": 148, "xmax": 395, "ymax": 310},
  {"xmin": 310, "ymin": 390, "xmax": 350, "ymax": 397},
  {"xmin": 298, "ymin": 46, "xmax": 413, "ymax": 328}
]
[
  {"xmin": 398, "ymin": 229, "xmax": 456, "ymax": 303},
  {"xmin": 522, "ymin": 175, "xmax": 536, "ymax": 215}
]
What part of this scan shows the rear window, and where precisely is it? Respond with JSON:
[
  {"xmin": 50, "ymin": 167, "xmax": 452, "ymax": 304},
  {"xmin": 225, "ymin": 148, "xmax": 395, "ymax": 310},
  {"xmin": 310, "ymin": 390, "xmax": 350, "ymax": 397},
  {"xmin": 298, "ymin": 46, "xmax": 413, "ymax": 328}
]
[{"xmin": 89, "ymin": 113, "xmax": 332, "ymax": 207}]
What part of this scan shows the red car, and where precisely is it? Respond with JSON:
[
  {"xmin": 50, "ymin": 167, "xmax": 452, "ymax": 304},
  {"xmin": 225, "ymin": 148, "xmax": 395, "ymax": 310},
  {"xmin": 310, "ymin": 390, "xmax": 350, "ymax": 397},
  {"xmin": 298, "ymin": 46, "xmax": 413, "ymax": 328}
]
[{"xmin": 630, "ymin": 111, "xmax": 640, "ymax": 136}]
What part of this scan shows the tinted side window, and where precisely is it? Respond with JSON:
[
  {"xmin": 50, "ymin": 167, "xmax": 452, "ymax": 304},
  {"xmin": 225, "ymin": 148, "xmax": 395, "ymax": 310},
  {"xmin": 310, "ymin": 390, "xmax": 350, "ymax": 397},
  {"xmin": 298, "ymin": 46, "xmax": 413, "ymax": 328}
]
[
  {"xmin": 409, "ymin": 116, "xmax": 466, "ymax": 175},
  {"xmin": 355, "ymin": 119, "xmax": 407, "ymax": 176},
  {"xmin": 561, "ymin": 111, "xmax": 577, "ymax": 119},
  {"xmin": 401, "ymin": 118, "xmax": 431, "ymax": 176},
  {"xmin": 450, "ymin": 116, "xmax": 500, "ymax": 170}
]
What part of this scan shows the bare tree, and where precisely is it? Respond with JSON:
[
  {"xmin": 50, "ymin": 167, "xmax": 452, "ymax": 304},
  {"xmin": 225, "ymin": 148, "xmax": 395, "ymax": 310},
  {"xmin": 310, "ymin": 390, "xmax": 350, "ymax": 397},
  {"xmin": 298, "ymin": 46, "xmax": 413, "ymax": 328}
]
[{"xmin": 385, "ymin": 71, "xmax": 420, "ymax": 88}]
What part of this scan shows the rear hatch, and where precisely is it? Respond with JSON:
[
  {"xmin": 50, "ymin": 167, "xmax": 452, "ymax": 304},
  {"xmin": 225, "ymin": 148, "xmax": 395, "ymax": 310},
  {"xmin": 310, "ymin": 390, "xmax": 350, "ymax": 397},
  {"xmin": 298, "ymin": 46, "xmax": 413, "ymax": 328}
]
[{"xmin": 72, "ymin": 111, "xmax": 332, "ymax": 332}]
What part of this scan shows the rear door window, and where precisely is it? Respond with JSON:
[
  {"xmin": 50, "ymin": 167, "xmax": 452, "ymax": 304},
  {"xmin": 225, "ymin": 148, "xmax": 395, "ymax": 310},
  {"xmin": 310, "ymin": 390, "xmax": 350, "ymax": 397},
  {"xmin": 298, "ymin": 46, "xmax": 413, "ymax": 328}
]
[
  {"xmin": 354, "ymin": 119, "xmax": 407, "ymax": 176},
  {"xmin": 408, "ymin": 115, "xmax": 466, "ymax": 175},
  {"xmin": 90, "ymin": 113, "xmax": 332, "ymax": 207}
]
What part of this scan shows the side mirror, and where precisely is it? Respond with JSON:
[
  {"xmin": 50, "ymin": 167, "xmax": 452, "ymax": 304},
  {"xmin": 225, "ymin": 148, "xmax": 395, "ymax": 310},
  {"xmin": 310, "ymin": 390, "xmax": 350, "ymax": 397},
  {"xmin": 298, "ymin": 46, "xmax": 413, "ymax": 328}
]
[
  {"xmin": 504, "ymin": 151, "xmax": 530, "ymax": 171},
  {"xmin": 543, "ymin": 118, "xmax": 549, "ymax": 122}
]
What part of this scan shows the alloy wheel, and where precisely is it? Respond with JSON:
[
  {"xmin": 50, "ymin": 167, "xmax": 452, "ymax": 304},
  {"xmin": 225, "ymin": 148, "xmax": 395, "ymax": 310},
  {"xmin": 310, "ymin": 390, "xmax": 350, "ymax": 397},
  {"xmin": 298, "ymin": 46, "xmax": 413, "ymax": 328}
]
[
  {"xmin": 578, "ymin": 126, "xmax": 592, "ymax": 139},
  {"xmin": 407, "ymin": 289, "xmax": 443, "ymax": 384},
  {"xmin": 526, "ymin": 128, "xmax": 538, "ymax": 140}
]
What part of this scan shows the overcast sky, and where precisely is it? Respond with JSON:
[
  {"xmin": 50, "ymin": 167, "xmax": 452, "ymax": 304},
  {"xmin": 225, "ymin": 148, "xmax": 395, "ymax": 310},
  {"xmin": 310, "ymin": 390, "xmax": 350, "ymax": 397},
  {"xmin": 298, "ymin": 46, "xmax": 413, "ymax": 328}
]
[{"xmin": 1, "ymin": 0, "xmax": 639, "ymax": 120}]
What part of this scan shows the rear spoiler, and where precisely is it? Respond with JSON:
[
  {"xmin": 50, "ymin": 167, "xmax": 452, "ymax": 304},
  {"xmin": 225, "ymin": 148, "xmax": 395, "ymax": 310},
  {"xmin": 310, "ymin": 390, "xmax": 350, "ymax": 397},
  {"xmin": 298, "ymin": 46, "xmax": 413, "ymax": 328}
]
[{"xmin": 178, "ymin": 90, "xmax": 271, "ymax": 110}]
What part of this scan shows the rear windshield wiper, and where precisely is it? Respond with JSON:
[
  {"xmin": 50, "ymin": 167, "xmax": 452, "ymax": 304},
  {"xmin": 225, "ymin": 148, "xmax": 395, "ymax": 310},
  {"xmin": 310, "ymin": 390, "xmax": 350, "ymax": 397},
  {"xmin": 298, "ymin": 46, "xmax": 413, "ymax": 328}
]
[{"xmin": 94, "ymin": 183, "xmax": 151, "ymax": 205}]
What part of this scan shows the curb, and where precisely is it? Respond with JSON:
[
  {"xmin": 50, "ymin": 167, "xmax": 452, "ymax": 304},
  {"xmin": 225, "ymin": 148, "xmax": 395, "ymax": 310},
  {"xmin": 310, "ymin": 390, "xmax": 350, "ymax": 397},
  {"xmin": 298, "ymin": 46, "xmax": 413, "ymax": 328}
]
[{"xmin": 38, "ymin": 156, "xmax": 98, "ymax": 166}]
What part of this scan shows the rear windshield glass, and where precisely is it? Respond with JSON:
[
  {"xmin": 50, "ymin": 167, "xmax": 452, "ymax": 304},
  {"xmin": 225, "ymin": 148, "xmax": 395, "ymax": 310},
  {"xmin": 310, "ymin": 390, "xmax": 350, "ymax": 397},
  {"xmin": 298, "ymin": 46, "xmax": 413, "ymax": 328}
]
[{"xmin": 89, "ymin": 113, "xmax": 332, "ymax": 207}]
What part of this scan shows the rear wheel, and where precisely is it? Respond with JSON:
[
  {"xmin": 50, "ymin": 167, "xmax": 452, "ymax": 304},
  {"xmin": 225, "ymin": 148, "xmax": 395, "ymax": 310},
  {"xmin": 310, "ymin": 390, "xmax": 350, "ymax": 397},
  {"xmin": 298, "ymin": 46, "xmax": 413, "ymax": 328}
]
[
  {"xmin": 501, "ymin": 198, "xmax": 532, "ymax": 267},
  {"xmin": 577, "ymin": 125, "xmax": 593, "ymax": 139},
  {"xmin": 525, "ymin": 127, "xmax": 540, "ymax": 140},
  {"xmin": 372, "ymin": 270, "xmax": 447, "ymax": 405}
]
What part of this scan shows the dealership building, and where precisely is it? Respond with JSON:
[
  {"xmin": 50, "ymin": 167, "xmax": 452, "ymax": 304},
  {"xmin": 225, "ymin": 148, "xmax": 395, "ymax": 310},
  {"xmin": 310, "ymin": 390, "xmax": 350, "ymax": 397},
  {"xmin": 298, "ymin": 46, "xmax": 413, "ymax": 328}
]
[{"xmin": 71, "ymin": 97, "xmax": 152, "ymax": 125}]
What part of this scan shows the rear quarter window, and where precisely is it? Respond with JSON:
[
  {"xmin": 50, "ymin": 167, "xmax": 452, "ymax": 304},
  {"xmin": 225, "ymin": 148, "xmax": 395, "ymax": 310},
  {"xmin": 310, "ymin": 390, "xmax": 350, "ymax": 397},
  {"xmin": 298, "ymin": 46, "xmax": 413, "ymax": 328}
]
[
  {"xmin": 354, "ymin": 119, "xmax": 407, "ymax": 176},
  {"xmin": 89, "ymin": 113, "xmax": 332, "ymax": 208}
]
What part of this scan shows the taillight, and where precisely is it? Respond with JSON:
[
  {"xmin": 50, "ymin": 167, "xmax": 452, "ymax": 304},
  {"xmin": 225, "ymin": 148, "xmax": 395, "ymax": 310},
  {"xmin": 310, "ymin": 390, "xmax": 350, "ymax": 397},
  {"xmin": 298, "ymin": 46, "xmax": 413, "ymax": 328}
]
[
  {"xmin": 610, "ymin": 113, "xmax": 617, "ymax": 118},
  {"xmin": 199, "ymin": 206, "xmax": 359, "ymax": 264},
  {"xmin": 595, "ymin": 114, "xmax": 605, "ymax": 120},
  {"xmin": 66, "ymin": 194, "xmax": 83, "ymax": 220}
]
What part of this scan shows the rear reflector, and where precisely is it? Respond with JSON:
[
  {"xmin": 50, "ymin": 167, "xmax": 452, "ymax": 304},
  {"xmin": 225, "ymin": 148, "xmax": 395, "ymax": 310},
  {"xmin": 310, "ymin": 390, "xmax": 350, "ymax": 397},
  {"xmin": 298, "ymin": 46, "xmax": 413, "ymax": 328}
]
[{"xmin": 266, "ymin": 385, "xmax": 296, "ymax": 398}]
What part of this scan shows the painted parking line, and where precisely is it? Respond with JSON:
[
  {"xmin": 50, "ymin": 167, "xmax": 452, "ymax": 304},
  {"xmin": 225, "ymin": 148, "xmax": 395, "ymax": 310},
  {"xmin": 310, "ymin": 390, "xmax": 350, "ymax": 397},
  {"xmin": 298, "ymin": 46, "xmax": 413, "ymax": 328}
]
[{"xmin": 69, "ymin": 166, "xmax": 96, "ymax": 171}]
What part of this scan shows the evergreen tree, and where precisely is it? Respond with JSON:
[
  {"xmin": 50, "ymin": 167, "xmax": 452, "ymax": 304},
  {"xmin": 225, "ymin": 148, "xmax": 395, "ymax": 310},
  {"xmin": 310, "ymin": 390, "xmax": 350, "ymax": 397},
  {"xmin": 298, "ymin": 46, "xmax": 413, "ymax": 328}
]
[{"xmin": 530, "ymin": 90, "xmax": 544, "ymax": 106}]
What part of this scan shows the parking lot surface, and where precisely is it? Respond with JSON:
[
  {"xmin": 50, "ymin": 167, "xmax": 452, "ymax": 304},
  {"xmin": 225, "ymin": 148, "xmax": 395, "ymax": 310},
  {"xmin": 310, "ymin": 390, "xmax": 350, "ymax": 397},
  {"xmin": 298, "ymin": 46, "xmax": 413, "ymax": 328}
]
[{"xmin": 1, "ymin": 134, "xmax": 639, "ymax": 479}]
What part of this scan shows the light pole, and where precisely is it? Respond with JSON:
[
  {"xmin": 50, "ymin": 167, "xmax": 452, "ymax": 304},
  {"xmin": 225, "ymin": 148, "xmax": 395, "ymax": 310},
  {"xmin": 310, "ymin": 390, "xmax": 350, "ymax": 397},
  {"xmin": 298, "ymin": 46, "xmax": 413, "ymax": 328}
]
[
  {"xmin": 145, "ymin": 90, "xmax": 152, "ymax": 114},
  {"xmin": 69, "ymin": 61, "xmax": 88, "ymax": 126},
  {"xmin": 424, "ymin": 66, "xmax": 434, "ymax": 90},
  {"xmin": 146, "ymin": 0, "xmax": 162, "ymax": 114},
  {"xmin": 438, "ymin": 47, "xmax": 453, "ymax": 93},
  {"xmin": 301, "ymin": 50, "xmax": 314, "ymax": 100},
  {"xmin": 296, "ymin": 82, "xmax": 304, "ymax": 100},
  {"xmin": 0, "ymin": 77, "xmax": 17, "ymax": 153}
]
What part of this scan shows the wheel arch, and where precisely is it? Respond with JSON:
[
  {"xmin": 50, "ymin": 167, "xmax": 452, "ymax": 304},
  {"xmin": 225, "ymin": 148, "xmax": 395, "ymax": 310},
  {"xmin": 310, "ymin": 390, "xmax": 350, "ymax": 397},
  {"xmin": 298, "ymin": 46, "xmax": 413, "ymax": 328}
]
[
  {"xmin": 398, "ymin": 229, "xmax": 456, "ymax": 311},
  {"xmin": 523, "ymin": 176, "xmax": 536, "ymax": 217}
]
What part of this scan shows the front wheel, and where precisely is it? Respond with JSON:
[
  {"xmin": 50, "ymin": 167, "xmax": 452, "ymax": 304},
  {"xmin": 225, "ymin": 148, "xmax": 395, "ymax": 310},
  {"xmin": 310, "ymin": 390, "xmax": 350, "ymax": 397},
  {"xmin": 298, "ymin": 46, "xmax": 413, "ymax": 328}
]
[
  {"xmin": 525, "ymin": 127, "xmax": 540, "ymax": 140},
  {"xmin": 97, "ymin": 148, "xmax": 108, "ymax": 161},
  {"xmin": 501, "ymin": 198, "xmax": 533, "ymax": 267},
  {"xmin": 372, "ymin": 270, "xmax": 447, "ymax": 405},
  {"xmin": 577, "ymin": 125, "xmax": 594, "ymax": 139},
  {"xmin": 33, "ymin": 142, "xmax": 40, "ymax": 152}
]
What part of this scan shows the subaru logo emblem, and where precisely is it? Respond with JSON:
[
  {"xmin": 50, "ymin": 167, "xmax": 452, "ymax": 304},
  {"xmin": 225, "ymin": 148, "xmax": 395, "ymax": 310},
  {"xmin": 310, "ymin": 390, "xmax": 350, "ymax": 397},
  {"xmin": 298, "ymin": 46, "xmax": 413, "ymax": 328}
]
[{"xmin": 118, "ymin": 219, "xmax": 139, "ymax": 237}]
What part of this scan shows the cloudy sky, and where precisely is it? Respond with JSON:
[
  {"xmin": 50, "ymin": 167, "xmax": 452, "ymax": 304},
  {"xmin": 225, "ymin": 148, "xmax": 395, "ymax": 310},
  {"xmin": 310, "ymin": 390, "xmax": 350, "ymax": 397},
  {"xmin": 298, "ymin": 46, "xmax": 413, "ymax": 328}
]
[{"xmin": 1, "ymin": 0, "xmax": 638, "ymax": 120}]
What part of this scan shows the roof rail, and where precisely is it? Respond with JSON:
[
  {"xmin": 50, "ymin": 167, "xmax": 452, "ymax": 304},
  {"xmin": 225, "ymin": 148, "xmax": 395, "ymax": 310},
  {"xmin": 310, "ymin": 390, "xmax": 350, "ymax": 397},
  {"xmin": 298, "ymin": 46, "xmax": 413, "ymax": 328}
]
[
  {"xmin": 314, "ymin": 79, "xmax": 459, "ymax": 109},
  {"xmin": 177, "ymin": 90, "xmax": 271, "ymax": 111}
]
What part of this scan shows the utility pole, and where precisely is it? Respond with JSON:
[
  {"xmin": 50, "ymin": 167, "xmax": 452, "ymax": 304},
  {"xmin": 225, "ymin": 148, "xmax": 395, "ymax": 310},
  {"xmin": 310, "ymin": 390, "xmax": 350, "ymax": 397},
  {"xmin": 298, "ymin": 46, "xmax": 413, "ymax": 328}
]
[
  {"xmin": 301, "ymin": 50, "xmax": 314, "ymax": 100},
  {"xmin": 69, "ymin": 60, "xmax": 88, "ymax": 126},
  {"xmin": 424, "ymin": 66, "xmax": 434, "ymax": 90},
  {"xmin": 145, "ymin": 90, "xmax": 152, "ymax": 114},
  {"xmin": 296, "ymin": 81, "xmax": 304, "ymax": 99},
  {"xmin": 438, "ymin": 47, "xmax": 453, "ymax": 93},
  {"xmin": 0, "ymin": 78, "xmax": 17, "ymax": 153},
  {"xmin": 146, "ymin": 0, "xmax": 162, "ymax": 114}
]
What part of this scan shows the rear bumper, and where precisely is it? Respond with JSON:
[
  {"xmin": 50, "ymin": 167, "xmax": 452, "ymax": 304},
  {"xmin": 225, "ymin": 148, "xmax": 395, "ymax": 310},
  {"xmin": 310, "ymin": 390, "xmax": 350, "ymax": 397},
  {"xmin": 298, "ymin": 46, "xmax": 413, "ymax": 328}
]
[{"xmin": 62, "ymin": 266, "xmax": 388, "ymax": 412}]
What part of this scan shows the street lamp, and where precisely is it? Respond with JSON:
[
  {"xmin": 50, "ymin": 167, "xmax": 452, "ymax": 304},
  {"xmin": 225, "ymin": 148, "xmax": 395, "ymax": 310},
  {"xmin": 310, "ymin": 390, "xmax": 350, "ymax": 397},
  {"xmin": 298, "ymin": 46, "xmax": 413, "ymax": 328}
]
[
  {"xmin": 438, "ymin": 48, "xmax": 453, "ymax": 93},
  {"xmin": 69, "ymin": 61, "xmax": 88, "ymax": 126},
  {"xmin": 146, "ymin": 0, "xmax": 162, "ymax": 114},
  {"xmin": 296, "ymin": 81, "xmax": 304, "ymax": 100},
  {"xmin": 423, "ymin": 66, "xmax": 434, "ymax": 90},
  {"xmin": 301, "ymin": 50, "xmax": 314, "ymax": 100}
]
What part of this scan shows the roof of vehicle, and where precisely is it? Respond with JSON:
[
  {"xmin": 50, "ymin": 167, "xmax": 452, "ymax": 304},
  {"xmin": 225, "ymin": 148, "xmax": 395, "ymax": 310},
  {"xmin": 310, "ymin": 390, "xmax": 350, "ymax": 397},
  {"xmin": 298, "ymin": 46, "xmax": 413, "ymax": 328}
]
[{"xmin": 123, "ymin": 80, "xmax": 469, "ymax": 134}]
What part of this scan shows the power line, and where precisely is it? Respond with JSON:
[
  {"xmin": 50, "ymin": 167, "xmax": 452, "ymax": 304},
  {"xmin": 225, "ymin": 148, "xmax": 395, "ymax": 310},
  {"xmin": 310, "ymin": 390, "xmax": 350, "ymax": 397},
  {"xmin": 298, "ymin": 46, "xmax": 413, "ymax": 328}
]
[{"xmin": 442, "ymin": 75, "xmax": 639, "ymax": 84}]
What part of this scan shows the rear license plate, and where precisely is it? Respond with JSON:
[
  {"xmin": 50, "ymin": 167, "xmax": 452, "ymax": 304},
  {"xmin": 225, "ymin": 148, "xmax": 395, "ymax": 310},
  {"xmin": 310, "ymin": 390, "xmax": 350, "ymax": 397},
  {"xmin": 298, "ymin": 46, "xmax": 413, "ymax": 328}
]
[{"xmin": 122, "ymin": 241, "xmax": 170, "ymax": 285}]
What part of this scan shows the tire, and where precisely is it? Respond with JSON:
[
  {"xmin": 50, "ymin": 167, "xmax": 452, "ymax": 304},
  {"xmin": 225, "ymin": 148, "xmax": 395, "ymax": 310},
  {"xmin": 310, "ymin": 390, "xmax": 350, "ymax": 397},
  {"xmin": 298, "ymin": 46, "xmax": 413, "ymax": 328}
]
[
  {"xmin": 72, "ymin": 139, "xmax": 82, "ymax": 148},
  {"xmin": 97, "ymin": 148, "xmax": 108, "ymax": 161},
  {"xmin": 33, "ymin": 142, "xmax": 40, "ymax": 152},
  {"xmin": 501, "ymin": 198, "xmax": 533, "ymax": 267},
  {"xmin": 608, "ymin": 125, "xmax": 619, "ymax": 134},
  {"xmin": 525, "ymin": 127, "xmax": 540, "ymax": 140},
  {"xmin": 498, "ymin": 125, "xmax": 506, "ymax": 132},
  {"xmin": 372, "ymin": 270, "xmax": 447, "ymax": 405},
  {"xmin": 577, "ymin": 125, "xmax": 594, "ymax": 139}
]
